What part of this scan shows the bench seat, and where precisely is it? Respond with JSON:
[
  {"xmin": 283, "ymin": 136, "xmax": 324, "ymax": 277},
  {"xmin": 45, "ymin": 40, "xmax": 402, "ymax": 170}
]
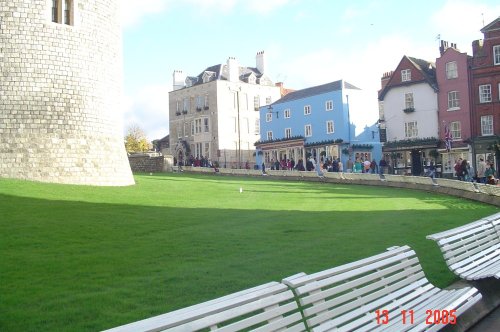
[
  {"xmin": 282, "ymin": 245, "xmax": 481, "ymax": 331},
  {"xmin": 103, "ymin": 281, "xmax": 306, "ymax": 332},
  {"xmin": 427, "ymin": 213, "xmax": 500, "ymax": 280}
]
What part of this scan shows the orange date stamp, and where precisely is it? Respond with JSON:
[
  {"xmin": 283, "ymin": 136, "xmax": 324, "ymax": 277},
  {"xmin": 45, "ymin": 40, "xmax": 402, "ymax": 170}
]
[{"xmin": 375, "ymin": 309, "xmax": 457, "ymax": 325}]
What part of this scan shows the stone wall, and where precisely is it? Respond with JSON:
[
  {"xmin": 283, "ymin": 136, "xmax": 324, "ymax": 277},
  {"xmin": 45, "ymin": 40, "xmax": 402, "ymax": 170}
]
[
  {"xmin": 0, "ymin": 0, "xmax": 134, "ymax": 186},
  {"xmin": 128, "ymin": 155, "xmax": 171, "ymax": 173}
]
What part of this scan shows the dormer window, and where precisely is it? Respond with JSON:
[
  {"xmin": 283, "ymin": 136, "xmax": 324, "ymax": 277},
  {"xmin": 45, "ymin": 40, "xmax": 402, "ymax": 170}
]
[
  {"xmin": 401, "ymin": 69, "xmax": 411, "ymax": 82},
  {"xmin": 202, "ymin": 71, "xmax": 215, "ymax": 84}
]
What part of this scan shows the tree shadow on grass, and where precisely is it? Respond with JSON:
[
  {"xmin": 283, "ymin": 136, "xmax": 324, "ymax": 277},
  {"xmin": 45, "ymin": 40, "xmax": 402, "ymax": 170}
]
[{"xmin": 0, "ymin": 190, "xmax": 497, "ymax": 332}]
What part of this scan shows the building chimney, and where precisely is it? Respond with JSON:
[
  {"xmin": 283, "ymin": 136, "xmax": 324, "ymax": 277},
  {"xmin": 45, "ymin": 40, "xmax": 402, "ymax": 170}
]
[
  {"xmin": 380, "ymin": 71, "xmax": 393, "ymax": 90},
  {"xmin": 472, "ymin": 39, "xmax": 484, "ymax": 56},
  {"xmin": 256, "ymin": 51, "xmax": 265, "ymax": 74},
  {"xmin": 439, "ymin": 40, "xmax": 448, "ymax": 55},
  {"xmin": 227, "ymin": 57, "xmax": 239, "ymax": 82},
  {"xmin": 172, "ymin": 70, "xmax": 186, "ymax": 91}
]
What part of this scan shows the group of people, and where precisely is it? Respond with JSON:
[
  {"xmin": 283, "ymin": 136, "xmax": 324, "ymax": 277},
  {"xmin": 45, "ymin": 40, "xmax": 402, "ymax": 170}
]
[
  {"xmin": 263, "ymin": 156, "xmax": 385, "ymax": 174},
  {"xmin": 454, "ymin": 157, "xmax": 497, "ymax": 185}
]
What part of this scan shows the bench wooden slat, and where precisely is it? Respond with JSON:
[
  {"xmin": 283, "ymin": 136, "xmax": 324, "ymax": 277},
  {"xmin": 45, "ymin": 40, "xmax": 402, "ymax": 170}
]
[
  {"xmin": 445, "ymin": 236, "xmax": 500, "ymax": 265},
  {"xmin": 283, "ymin": 246, "xmax": 481, "ymax": 331},
  {"xmin": 286, "ymin": 245, "xmax": 414, "ymax": 290},
  {"xmin": 301, "ymin": 259, "xmax": 421, "ymax": 306},
  {"xmin": 103, "ymin": 282, "xmax": 305, "ymax": 332},
  {"xmin": 427, "ymin": 213, "xmax": 500, "ymax": 280},
  {"xmin": 310, "ymin": 278, "xmax": 431, "ymax": 332}
]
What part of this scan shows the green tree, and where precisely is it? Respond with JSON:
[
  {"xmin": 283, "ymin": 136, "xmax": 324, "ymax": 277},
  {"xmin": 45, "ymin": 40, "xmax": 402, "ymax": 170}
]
[{"xmin": 125, "ymin": 124, "xmax": 151, "ymax": 153}]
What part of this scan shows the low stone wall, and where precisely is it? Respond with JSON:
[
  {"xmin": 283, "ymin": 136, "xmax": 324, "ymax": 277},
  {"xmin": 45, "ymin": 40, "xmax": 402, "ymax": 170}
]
[
  {"xmin": 181, "ymin": 167, "xmax": 500, "ymax": 207},
  {"xmin": 128, "ymin": 155, "xmax": 165, "ymax": 173}
]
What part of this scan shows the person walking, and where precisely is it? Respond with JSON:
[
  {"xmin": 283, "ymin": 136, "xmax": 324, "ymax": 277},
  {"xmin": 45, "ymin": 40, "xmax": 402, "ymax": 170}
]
[{"xmin": 477, "ymin": 157, "xmax": 487, "ymax": 183}]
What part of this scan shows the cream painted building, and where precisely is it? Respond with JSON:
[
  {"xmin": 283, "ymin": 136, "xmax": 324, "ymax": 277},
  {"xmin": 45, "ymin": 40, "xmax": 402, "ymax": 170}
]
[{"xmin": 169, "ymin": 52, "xmax": 281, "ymax": 168}]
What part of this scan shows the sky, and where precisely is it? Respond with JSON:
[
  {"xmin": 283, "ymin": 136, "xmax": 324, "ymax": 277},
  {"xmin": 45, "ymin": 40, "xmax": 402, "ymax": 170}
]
[{"xmin": 120, "ymin": 0, "xmax": 500, "ymax": 141}]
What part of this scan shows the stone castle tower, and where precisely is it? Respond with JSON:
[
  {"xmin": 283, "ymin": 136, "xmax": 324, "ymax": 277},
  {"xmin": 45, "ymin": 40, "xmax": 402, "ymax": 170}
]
[{"xmin": 0, "ymin": 0, "xmax": 134, "ymax": 186}]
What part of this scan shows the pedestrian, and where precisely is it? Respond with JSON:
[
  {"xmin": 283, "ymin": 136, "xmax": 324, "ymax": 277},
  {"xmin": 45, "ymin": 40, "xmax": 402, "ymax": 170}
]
[
  {"xmin": 477, "ymin": 157, "xmax": 487, "ymax": 183},
  {"xmin": 428, "ymin": 161, "xmax": 436, "ymax": 179},
  {"xmin": 346, "ymin": 158, "xmax": 353, "ymax": 173}
]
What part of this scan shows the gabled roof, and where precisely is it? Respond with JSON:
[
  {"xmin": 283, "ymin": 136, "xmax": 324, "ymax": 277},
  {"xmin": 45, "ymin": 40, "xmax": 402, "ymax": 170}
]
[
  {"xmin": 271, "ymin": 80, "xmax": 360, "ymax": 105},
  {"xmin": 480, "ymin": 16, "xmax": 500, "ymax": 33},
  {"xmin": 378, "ymin": 55, "xmax": 437, "ymax": 100}
]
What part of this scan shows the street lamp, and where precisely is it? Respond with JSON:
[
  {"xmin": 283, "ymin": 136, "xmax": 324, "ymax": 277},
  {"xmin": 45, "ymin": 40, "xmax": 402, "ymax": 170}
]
[{"xmin": 267, "ymin": 105, "xmax": 279, "ymax": 118}]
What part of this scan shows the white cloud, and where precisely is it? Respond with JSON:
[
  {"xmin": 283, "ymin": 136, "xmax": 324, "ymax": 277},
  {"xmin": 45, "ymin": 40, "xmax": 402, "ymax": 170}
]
[
  {"xmin": 120, "ymin": 0, "xmax": 170, "ymax": 28},
  {"xmin": 123, "ymin": 85, "xmax": 170, "ymax": 141},
  {"xmin": 430, "ymin": 0, "xmax": 500, "ymax": 53}
]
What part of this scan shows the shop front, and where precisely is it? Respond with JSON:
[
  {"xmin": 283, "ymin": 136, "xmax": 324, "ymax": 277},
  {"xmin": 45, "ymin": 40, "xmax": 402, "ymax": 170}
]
[{"xmin": 382, "ymin": 139, "xmax": 440, "ymax": 176}]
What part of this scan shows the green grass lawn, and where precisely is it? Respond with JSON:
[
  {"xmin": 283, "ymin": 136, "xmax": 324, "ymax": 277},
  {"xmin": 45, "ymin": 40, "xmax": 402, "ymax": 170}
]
[{"xmin": 0, "ymin": 173, "xmax": 498, "ymax": 331}]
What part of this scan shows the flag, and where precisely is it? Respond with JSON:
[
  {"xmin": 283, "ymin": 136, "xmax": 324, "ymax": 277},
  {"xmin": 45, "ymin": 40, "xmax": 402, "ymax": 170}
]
[{"xmin": 444, "ymin": 123, "xmax": 452, "ymax": 152}]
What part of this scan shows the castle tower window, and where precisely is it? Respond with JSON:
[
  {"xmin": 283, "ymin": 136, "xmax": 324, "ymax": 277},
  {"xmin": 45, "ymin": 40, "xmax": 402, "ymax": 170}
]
[
  {"xmin": 50, "ymin": 0, "xmax": 74, "ymax": 26},
  {"xmin": 51, "ymin": 0, "xmax": 58, "ymax": 22},
  {"xmin": 64, "ymin": 0, "xmax": 72, "ymax": 25}
]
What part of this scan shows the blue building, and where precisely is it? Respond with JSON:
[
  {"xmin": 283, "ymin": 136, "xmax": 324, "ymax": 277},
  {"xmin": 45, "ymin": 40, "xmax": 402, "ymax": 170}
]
[{"xmin": 255, "ymin": 80, "xmax": 382, "ymax": 170}]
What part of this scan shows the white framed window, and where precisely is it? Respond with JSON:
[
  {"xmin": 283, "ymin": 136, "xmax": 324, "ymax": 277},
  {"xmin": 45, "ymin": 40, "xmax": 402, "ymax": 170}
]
[
  {"xmin": 304, "ymin": 105, "xmax": 311, "ymax": 115},
  {"xmin": 176, "ymin": 100, "xmax": 181, "ymax": 112},
  {"xmin": 305, "ymin": 124, "xmax": 312, "ymax": 137},
  {"xmin": 254, "ymin": 96, "xmax": 260, "ymax": 111},
  {"xmin": 184, "ymin": 122, "xmax": 189, "ymax": 137},
  {"xmin": 325, "ymin": 100, "xmax": 333, "ymax": 111},
  {"xmin": 494, "ymin": 45, "xmax": 500, "ymax": 65},
  {"xmin": 445, "ymin": 61, "xmax": 458, "ymax": 79},
  {"xmin": 267, "ymin": 131, "xmax": 273, "ymax": 140},
  {"xmin": 204, "ymin": 94, "xmax": 209, "ymax": 108},
  {"xmin": 266, "ymin": 96, "xmax": 272, "ymax": 105},
  {"xmin": 479, "ymin": 84, "xmax": 492, "ymax": 103},
  {"xmin": 447, "ymin": 91, "xmax": 460, "ymax": 110},
  {"xmin": 255, "ymin": 119, "xmax": 260, "ymax": 135},
  {"xmin": 51, "ymin": 0, "xmax": 74, "ymax": 25},
  {"xmin": 284, "ymin": 108, "xmax": 291, "ymax": 118},
  {"xmin": 405, "ymin": 92, "xmax": 414, "ymax": 109},
  {"xmin": 195, "ymin": 143, "xmax": 202, "ymax": 158},
  {"xmin": 203, "ymin": 118, "xmax": 209, "ymax": 132},
  {"xmin": 404, "ymin": 121, "xmax": 418, "ymax": 138},
  {"xmin": 481, "ymin": 115, "xmax": 494, "ymax": 136},
  {"xmin": 401, "ymin": 69, "xmax": 411, "ymax": 82},
  {"xmin": 196, "ymin": 96, "xmax": 203, "ymax": 110},
  {"xmin": 266, "ymin": 113, "xmax": 272, "ymax": 122},
  {"xmin": 285, "ymin": 128, "xmax": 292, "ymax": 138},
  {"xmin": 183, "ymin": 97, "xmax": 189, "ymax": 111},
  {"xmin": 204, "ymin": 143, "xmax": 210, "ymax": 158},
  {"xmin": 450, "ymin": 121, "xmax": 461, "ymax": 139},
  {"xmin": 326, "ymin": 120, "xmax": 334, "ymax": 134},
  {"xmin": 191, "ymin": 121, "xmax": 195, "ymax": 135},
  {"xmin": 194, "ymin": 118, "xmax": 202, "ymax": 134}
]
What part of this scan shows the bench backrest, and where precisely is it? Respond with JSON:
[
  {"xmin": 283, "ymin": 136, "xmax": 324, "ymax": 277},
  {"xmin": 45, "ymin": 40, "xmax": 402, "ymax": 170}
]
[
  {"xmin": 427, "ymin": 213, "xmax": 500, "ymax": 279},
  {"xmin": 103, "ymin": 282, "xmax": 306, "ymax": 332},
  {"xmin": 282, "ymin": 246, "xmax": 431, "ymax": 331}
]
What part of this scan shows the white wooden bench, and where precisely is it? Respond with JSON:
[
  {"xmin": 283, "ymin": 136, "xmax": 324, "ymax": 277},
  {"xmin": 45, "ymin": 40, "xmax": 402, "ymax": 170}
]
[
  {"xmin": 427, "ymin": 213, "xmax": 500, "ymax": 280},
  {"xmin": 282, "ymin": 245, "xmax": 481, "ymax": 332},
  {"xmin": 102, "ymin": 281, "xmax": 306, "ymax": 332}
]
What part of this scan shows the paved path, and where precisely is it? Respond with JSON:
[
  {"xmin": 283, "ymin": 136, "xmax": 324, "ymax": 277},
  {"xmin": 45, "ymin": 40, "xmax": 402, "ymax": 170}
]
[{"xmin": 467, "ymin": 305, "xmax": 500, "ymax": 331}]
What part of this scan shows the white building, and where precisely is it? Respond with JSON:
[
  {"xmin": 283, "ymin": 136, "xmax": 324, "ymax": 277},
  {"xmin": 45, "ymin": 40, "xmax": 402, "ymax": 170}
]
[
  {"xmin": 169, "ymin": 52, "xmax": 281, "ymax": 168},
  {"xmin": 378, "ymin": 56, "xmax": 439, "ymax": 176}
]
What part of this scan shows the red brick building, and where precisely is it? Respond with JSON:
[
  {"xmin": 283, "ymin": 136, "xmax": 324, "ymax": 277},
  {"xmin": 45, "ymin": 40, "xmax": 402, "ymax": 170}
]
[{"xmin": 470, "ymin": 17, "xmax": 500, "ymax": 171}]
